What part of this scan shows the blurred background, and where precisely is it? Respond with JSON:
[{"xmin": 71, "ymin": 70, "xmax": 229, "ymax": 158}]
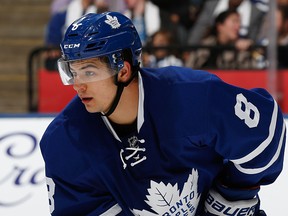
[
  {"xmin": 0, "ymin": 0, "xmax": 50, "ymax": 113},
  {"xmin": 0, "ymin": 0, "xmax": 287, "ymax": 114}
]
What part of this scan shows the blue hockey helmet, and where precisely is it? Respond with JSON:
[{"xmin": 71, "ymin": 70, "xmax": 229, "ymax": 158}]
[{"xmin": 58, "ymin": 12, "xmax": 142, "ymax": 85}]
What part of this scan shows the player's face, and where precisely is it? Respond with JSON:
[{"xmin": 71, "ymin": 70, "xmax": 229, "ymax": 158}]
[
  {"xmin": 71, "ymin": 58, "xmax": 117, "ymax": 113},
  {"xmin": 218, "ymin": 13, "xmax": 240, "ymax": 42}
]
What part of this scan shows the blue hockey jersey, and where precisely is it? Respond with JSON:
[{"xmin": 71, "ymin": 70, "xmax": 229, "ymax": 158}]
[{"xmin": 40, "ymin": 66, "xmax": 286, "ymax": 216}]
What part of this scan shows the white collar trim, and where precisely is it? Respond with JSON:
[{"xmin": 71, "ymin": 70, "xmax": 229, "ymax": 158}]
[{"xmin": 101, "ymin": 72, "xmax": 145, "ymax": 140}]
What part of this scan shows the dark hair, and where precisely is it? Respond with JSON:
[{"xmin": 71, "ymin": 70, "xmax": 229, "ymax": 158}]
[
  {"xmin": 278, "ymin": 5, "xmax": 288, "ymax": 21},
  {"xmin": 122, "ymin": 48, "xmax": 140, "ymax": 74},
  {"xmin": 98, "ymin": 48, "xmax": 139, "ymax": 76},
  {"xmin": 211, "ymin": 9, "xmax": 239, "ymax": 36},
  {"xmin": 122, "ymin": 49, "xmax": 133, "ymax": 67},
  {"xmin": 151, "ymin": 29, "xmax": 175, "ymax": 44}
]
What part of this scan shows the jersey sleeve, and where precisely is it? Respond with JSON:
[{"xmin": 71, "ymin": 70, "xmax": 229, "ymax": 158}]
[
  {"xmin": 206, "ymin": 74, "xmax": 286, "ymax": 194},
  {"xmin": 44, "ymin": 173, "xmax": 123, "ymax": 216},
  {"xmin": 40, "ymin": 118, "xmax": 123, "ymax": 216}
]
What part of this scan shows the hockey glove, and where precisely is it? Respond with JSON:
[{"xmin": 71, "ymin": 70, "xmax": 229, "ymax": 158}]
[{"xmin": 204, "ymin": 189, "xmax": 266, "ymax": 216}]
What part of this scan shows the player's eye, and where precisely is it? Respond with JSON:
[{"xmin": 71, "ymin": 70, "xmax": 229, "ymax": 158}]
[{"xmin": 85, "ymin": 71, "xmax": 96, "ymax": 77}]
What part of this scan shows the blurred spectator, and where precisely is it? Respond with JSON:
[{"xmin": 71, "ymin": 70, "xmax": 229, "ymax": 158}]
[
  {"xmin": 257, "ymin": 3, "xmax": 288, "ymax": 68},
  {"xmin": 277, "ymin": 0, "xmax": 288, "ymax": 6},
  {"xmin": 45, "ymin": 0, "xmax": 71, "ymax": 46},
  {"xmin": 257, "ymin": 4, "xmax": 288, "ymax": 45},
  {"xmin": 185, "ymin": 9, "xmax": 256, "ymax": 69},
  {"xmin": 276, "ymin": 6, "xmax": 288, "ymax": 46},
  {"xmin": 44, "ymin": 0, "xmax": 72, "ymax": 70},
  {"xmin": 187, "ymin": 0, "xmax": 266, "ymax": 45},
  {"xmin": 123, "ymin": 0, "xmax": 161, "ymax": 45},
  {"xmin": 142, "ymin": 29, "xmax": 183, "ymax": 68},
  {"xmin": 109, "ymin": 0, "xmax": 126, "ymax": 12},
  {"xmin": 45, "ymin": 0, "xmax": 110, "ymax": 47},
  {"xmin": 64, "ymin": 0, "xmax": 109, "ymax": 31},
  {"xmin": 250, "ymin": 0, "xmax": 269, "ymax": 12},
  {"xmin": 150, "ymin": 0, "xmax": 204, "ymax": 45},
  {"xmin": 45, "ymin": 12, "xmax": 66, "ymax": 47},
  {"xmin": 44, "ymin": 0, "xmax": 110, "ymax": 70},
  {"xmin": 50, "ymin": 0, "xmax": 73, "ymax": 15}
]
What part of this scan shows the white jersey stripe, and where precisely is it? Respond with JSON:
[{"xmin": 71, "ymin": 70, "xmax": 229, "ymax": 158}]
[
  {"xmin": 101, "ymin": 72, "xmax": 145, "ymax": 141},
  {"xmin": 100, "ymin": 203, "xmax": 122, "ymax": 216},
  {"xmin": 137, "ymin": 72, "xmax": 145, "ymax": 132},
  {"xmin": 233, "ymin": 121, "xmax": 286, "ymax": 174},
  {"xmin": 231, "ymin": 100, "xmax": 278, "ymax": 164}
]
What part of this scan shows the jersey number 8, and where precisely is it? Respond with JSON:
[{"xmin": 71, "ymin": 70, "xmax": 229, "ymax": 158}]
[
  {"xmin": 234, "ymin": 93, "xmax": 260, "ymax": 128},
  {"xmin": 46, "ymin": 177, "xmax": 56, "ymax": 213}
]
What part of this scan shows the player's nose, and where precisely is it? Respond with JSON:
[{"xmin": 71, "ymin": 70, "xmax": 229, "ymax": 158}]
[{"xmin": 73, "ymin": 82, "xmax": 87, "ymax": 93}]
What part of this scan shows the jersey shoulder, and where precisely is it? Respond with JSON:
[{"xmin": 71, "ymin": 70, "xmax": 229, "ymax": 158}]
[
  {"xmin": 39, "ymin": 96, "xmax": 100, "ymax": 178},
  {"xmin": 140, "ymin": 66, "xmax": 217, "ymax": 84}
]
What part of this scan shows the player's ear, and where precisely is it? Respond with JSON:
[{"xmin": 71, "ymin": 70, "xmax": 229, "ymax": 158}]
[{"xmin": 117, "ymin": 61, "xmax": 132, "ymax": 83}]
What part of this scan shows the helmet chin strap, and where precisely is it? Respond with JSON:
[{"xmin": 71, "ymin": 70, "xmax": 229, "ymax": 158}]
[
  {"xmin": 102, "ymin": 81, "xmax": 124, "ymax": 117},
  {"xmin": 102, "ymin": 64, "xmax": 139, "ymax": 117}
]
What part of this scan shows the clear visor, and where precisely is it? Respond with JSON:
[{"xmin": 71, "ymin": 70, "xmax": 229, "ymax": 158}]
[{"xmin": 57, "ymin": 57, "xmax": 117, "ymax": 85}]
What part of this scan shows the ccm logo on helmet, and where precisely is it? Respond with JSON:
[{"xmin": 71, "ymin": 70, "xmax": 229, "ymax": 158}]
[{"xmin": 64, "ymin": 44, "xmax": 80, "ymax": 49}]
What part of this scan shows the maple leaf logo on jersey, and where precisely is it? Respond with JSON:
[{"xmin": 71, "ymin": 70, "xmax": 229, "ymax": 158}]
[
  {"xmin": 131, "ymin": 169, "xmax": 201, "ymax": 216},
  {"xmin": 105, "ymin": 15, "xmax": 121, "ymax": 29}
]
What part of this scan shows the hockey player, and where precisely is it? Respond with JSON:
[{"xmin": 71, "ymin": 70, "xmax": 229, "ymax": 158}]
[{"xmin": 40, "ymin": 12, "xmax": 286, "ymax": 216}]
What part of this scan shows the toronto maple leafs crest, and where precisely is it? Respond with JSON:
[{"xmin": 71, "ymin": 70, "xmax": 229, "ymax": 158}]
[
  {"xmin": 105, "ymin": 14, "xmax": 121, "ymax": 29},
  {"xmin": 131, "ymin": 169, "xmax": 201, "ymax": 216}
]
